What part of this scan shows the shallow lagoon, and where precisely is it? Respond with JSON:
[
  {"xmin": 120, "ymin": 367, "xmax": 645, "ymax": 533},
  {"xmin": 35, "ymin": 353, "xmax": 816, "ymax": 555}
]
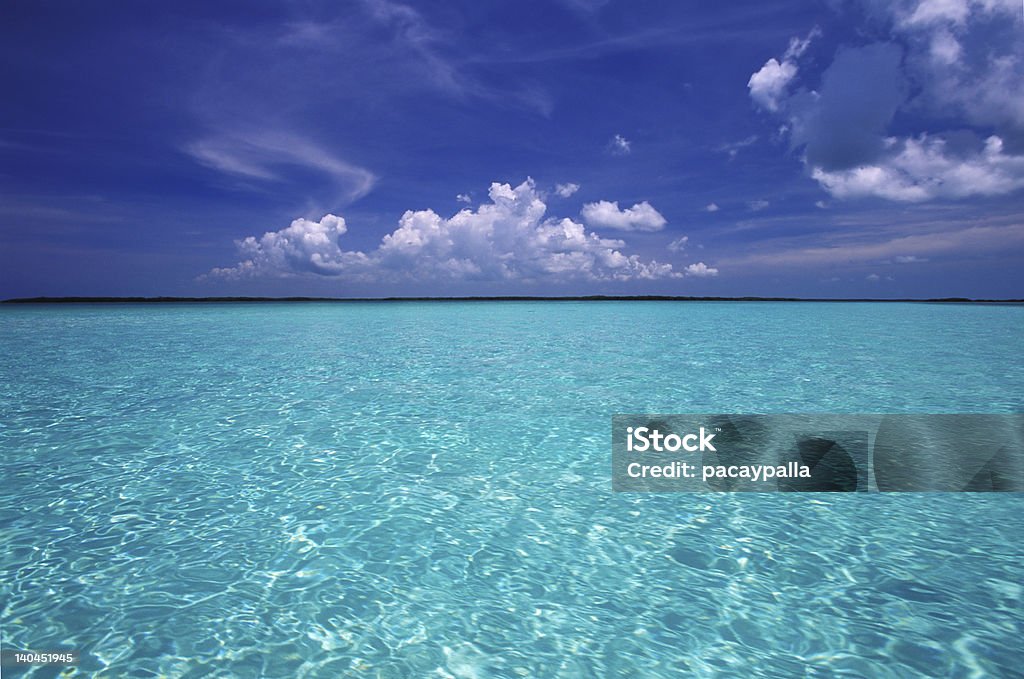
[{"xmin": 1, "ymin": 301, "xmax": 1022, "ymax": 676}]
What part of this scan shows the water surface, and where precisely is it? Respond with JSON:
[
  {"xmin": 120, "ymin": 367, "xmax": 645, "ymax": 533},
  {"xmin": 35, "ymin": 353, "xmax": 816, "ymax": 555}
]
[{"xmin": 1, "ymin": 302, "xmax": 1022, "ymax": 676}]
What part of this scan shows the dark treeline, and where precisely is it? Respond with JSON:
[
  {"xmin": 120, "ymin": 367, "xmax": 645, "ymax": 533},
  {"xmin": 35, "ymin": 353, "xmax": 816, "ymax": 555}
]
[{"xmin": 4, "ymin": 296, "xmax": 1022, "ymax": 304}]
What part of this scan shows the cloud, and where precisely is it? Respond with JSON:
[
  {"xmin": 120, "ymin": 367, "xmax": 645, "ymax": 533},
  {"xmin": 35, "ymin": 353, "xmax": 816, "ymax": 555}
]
[
  {"xmin": 748, "ymin": 199, "xmax": 770, "ymax": 211},
  {"xmin": 748, "ymin": 2, "xmax": 1024, "ymax": 202},
  {"xmin": 185, "ymin": 130, "xmax": 377, "ymax": 204},
  {"xmin": 784, "ymin": 26, "xmax": 822, "ymax": 60},
  {"xmin": 811, "ymin": 134, "xmax": 1024, "ymax": 201},
  {"xmin": 265, "ymin": 1, "xmax": 553, "ymax": 116},
  {"xmin": 555, "ymin": 182, "xmax": 580, "ymax": 197},
  {"xmin": 927, "ymin": 28, "xmax": 961, "ymax": 64},
  {"xmin": 747, "ymin": 27, "xmax": 821, "ymax": 112},
  {"xmin": 206, "ymin": 214, "xmax": 369, "ymax": 279},
  {"xmin": 208, "ymin": 179, "xmax": 688, "ymax": 283},
  {"xmin": 580, "ymin": 200, "xmax": 667, "ymax": 231},
  {"xmin": 705, "ymin": 202, "xmax": 720, "ymax": 212},
  {"xmin": 557, "ymin": 0, "xmax": 612, "ymax": 14},
  {"xmin": 888, "ymin": 0, "xmax": 1024, "ymax": 135},
  {"xmin": 684, "ymin": 262, "xmax": 719, "ymax": 277},
  {"xmin": 866, "ymin": 273, "xmax": 881, "ymax": 281},
  {"xmin": 358, "ymin": 0, "xmax": 554, "ymax": 115},
  {"xmin": 668, "ymin": 236, "xmax": 688, "ymax": 252},
  {"xmin": 748, "ymin": 58, "xmax": 799, "ymax": 112},
  {"xmin": 358, "ymin": 0, "xmax": 466, "ymax": 96},
  {"xmin": 788, "ymin": 43, "xmax": 907, "ymax": 171},
  {"xmin": 608, "ymin": 134, "xmax": 632, "ymax": 155},
  {"xmin": 894, "ymin": 254, "xmax": 927, "ymax": 263},
  {"xmin": 456, "ymin": 193, "xmax": 472, "ymax": 203},
  {"xmin": 717, "ymin": 135, "xmax": 758, "ymax": 159},
  {"xmin": 717, "ymin": 220, "xmax": 1024, "ymax": 269}
]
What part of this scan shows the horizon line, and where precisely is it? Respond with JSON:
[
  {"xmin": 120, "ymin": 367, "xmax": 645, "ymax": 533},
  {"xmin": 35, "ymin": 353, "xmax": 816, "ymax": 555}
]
[{"xmin": 4, "ymin": 295, "xmax": 1024, "ymax": 305}]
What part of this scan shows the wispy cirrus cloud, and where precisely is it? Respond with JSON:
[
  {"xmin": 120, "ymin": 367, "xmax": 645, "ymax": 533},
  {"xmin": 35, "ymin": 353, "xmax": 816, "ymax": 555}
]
[
  {"xmin": 358, "ymin": 0, "xmax": 465, "ymax": 95},
  {"xmin": 270, "ymin": 0, "xmax": 554, "ymax": 115},
  {"xmin": 718, "ymin": 219, "xmax": 1024, "ymax": 270},
  {"xmin": 717, "ymin": 135, "xmax": 758, "ymax": 159},
  {"xmin": 668, "ymin": 236, "xmax": 689, "ymax": 252},
  {"xmin": 182, "ymin": 0, "xmax": 551, "ymax": 211},
  {"xmin": 184, "ymin": 130, "xmax": 377, "ymax": 205}
]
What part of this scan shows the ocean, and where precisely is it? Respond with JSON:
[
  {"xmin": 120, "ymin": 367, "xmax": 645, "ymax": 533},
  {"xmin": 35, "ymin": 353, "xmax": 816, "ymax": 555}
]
[{"xmin": 1, "ymin": 301, "xmax": 1022, "ymax": 676}]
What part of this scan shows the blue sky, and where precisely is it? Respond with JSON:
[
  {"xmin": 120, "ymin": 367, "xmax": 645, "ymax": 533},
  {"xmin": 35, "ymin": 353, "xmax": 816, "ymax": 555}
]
[{"xmin": 2, "ymin": 0, "xmax": 1022, "ymax": 298}]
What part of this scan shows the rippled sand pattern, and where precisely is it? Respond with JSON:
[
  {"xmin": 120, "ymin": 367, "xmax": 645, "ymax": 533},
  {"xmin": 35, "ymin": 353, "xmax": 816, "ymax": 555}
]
[{"xmin": 1, "ymin": 302, "xmax": 1022, "ymax": 677}]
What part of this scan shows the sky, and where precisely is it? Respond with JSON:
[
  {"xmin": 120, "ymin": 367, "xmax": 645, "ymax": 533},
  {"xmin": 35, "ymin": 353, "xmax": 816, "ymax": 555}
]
[{"xmin": 2, "ymin": 0, "xmax": 1023, "ymax": 299}]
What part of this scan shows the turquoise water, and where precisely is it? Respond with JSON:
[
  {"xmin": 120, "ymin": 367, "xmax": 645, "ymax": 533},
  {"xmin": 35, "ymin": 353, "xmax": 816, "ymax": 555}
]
[{"xmin": 1, "ymin": 301, "xmax": 1022, "ymax": 677}]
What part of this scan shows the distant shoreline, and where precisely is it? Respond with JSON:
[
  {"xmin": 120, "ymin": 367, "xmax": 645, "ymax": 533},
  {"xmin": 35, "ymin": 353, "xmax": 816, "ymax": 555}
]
[{"xmin": 3, "ymin": 295, "xmax": 1023, "ymax": 304}]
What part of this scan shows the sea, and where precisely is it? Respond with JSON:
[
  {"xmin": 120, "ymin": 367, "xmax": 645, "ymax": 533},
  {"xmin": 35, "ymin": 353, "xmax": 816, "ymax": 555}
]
[{"xmin": 1, "ymin": 301, "xmax": 1022, "ymax": 677}]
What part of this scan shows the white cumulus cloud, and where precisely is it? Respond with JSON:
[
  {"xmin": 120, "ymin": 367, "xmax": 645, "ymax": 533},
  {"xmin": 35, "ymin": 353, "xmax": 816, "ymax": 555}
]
[
  {"xmin": 684, "ymin": 262, "xmax": 719, "ymax": 277},
  {"xmin": 748, "ymin": 58, "xmax": 799, "ymax": 112},
  {"xmin": 206, "ymin": 214, "xmax": 369, "ymax": 278},
  {"xmin": 555, "ymin": 182, "xmax": 580, "ymax": 197},
  {"xmin": 208, "ymin": 179, "xmax": 688, "ymax": 283},
  {"xmin": 747, "ymin": 28, "xmax": 819, "ymax": 112},
  {"xmin": 580, "ymin": 200, "xmax": 667, "ymax": 232},
  {"xmin": 811, "ymin": 135, "xmax": 1024, "ymax": 202}
]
